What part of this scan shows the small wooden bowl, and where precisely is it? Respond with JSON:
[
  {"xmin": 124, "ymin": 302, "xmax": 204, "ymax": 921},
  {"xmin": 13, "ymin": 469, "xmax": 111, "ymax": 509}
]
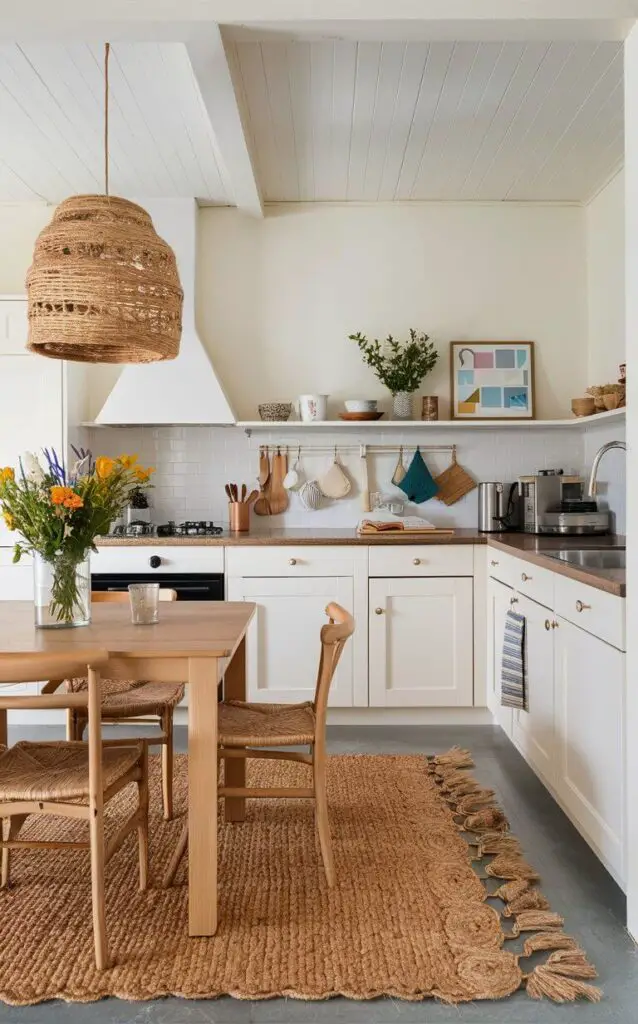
[
  {"xmin": 571, "ymin": 397, "xmax": 595, "ymax": 417},
  {"xmin": 603, "ymin": 393, "xmax": 620, "ymax": 411}
]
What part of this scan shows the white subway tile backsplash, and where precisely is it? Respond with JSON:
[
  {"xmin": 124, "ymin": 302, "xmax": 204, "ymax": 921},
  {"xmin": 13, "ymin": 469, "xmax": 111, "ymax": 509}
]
[{"xmin": 85, "ymin": 422, "xmax": 625, "ymax": 533}]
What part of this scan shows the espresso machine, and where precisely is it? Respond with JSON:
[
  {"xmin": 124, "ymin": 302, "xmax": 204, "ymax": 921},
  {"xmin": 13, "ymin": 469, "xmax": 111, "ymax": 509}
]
[{"xmin": 518, "ymin": 471, "xmax": 609, "ymax": 535}]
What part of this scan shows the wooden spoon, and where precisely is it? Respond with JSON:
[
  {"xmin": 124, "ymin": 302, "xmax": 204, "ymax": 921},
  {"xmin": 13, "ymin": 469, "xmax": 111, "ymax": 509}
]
[
  {"xmin": 268, "ymin": 449, "xmax": 289, "ymax": 515},
  {"xmin": 254, "ymin": 449, "xmax": 271, "ymax": 516}
]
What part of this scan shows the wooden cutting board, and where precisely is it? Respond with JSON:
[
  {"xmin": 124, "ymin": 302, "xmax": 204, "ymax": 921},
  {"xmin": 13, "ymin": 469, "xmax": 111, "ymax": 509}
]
[{"xmin": 268, "ymin": 449, "xmax": 289, "ymax": 515}]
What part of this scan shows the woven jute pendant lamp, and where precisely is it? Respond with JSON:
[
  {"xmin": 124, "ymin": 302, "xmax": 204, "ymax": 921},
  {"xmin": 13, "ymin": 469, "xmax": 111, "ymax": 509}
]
[{"xmin": 26, "ymin": 45, "xmax": 183, "ymax": 364}]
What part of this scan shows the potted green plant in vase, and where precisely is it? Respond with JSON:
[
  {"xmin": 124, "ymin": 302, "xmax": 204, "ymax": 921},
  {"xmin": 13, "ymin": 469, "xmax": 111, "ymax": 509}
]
[{"xmin": 349, "ymin": 329, "xmax": 438, "ymax": 419}]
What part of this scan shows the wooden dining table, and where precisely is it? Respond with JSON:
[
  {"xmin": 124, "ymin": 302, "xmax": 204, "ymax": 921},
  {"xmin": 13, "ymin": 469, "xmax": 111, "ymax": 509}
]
[{"xmin": 0, "ymin": 599, "xmax": 255, "ymax": 937}]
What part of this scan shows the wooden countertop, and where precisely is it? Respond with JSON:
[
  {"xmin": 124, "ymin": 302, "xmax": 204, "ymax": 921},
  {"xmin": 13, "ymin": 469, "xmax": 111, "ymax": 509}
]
[
  {"xmin": 96, "ymin": 527, "xmax": 487, "ymax": 547},
  {"xmin": 488, "ymin": 533, "xmax": 626, "ymax": 597}
]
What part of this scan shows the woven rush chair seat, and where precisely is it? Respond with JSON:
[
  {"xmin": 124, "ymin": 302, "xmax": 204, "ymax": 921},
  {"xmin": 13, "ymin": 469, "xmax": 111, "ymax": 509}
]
[
  {"xmin": 219, "ymin": 701, "xmax": 316, "ymax": 747},
  {"xmin": 0, "ymin": 741, "xmax": 142, "ymax": 801},
  {"xmin": 68, "ymin": 678, "xmax": 185, "ymax": 719}
]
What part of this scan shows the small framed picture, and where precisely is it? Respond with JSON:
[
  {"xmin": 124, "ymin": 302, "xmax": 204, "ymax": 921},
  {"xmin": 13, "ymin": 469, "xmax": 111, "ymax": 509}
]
[{"xmin": 450, "ymin": 341, "xmax": 535, "ymax": 420}]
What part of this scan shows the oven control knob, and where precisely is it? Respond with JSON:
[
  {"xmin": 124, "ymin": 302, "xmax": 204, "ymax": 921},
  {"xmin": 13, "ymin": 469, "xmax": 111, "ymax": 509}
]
[{"xmin": 149, "ymin": 555, "xmax": 162, "ymax": 569}]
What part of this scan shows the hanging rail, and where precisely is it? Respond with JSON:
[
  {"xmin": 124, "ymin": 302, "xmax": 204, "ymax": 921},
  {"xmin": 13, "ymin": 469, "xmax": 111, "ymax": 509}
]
[{"xmin": 250, "ymin": 442, "xmax": 457, "ymax": 456}]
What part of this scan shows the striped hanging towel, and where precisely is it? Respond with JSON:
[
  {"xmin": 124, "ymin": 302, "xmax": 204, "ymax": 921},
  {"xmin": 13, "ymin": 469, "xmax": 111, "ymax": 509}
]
[{"xmin": 501, "ymin": 609, "xmax": 528, "ymax": 711}]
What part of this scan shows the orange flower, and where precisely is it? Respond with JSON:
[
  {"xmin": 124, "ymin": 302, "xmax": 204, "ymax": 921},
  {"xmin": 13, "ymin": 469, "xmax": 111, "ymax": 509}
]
[
  {"xmin": 95, "ymin": 456, "xmax": 115, "ymax": 480},
  {"xmin": 50, "ymin": 485, "xmax": 68, "ymax": 506},
  {"xmin": 0, "ymin": 467, "xmax": 14, "ymax": 484},
  {"xmin": 117, "ymin": 453, "xmax": 138, "ymax": 469},
  {"xmin": 63, "ymin": 493, "xmax": 84, "ymax": 510},
  {"xmin": 133, "ymin": 466, "xmax": 155, "ymax": 483},
  {"xmin": 2, "ymin": 510, "xmax": 14, "ymax": 530}
]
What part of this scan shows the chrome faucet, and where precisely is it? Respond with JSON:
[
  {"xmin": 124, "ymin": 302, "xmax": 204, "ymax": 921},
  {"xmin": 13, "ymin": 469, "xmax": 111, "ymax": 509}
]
[{"xmin": 587, "ymin": 440, "xmax": 627, "ymax": 497}]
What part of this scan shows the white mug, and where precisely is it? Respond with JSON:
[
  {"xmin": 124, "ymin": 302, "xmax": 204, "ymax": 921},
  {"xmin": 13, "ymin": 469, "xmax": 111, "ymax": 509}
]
[{"xmin": 298, "ymin": 394, "xmax": 328, "ymax": 422}]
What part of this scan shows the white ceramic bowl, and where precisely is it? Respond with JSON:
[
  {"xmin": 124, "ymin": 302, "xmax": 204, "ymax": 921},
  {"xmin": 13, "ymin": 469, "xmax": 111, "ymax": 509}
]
[{"xmin": 345, "ymin": 399, "xmax": 378, "ymax": 413}]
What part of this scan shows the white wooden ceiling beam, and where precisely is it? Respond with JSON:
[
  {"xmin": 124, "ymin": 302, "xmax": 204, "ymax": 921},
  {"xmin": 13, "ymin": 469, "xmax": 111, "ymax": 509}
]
[{"xmin": 185, "ymin": 26, "xmax": 263, "ymax": 217}]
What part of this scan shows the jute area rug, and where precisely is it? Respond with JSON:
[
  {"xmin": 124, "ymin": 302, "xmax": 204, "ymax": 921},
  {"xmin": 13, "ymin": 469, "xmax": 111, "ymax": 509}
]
[{"xmin": 0, "ymin": 750, "xmax": 600, "ymax": 1006}]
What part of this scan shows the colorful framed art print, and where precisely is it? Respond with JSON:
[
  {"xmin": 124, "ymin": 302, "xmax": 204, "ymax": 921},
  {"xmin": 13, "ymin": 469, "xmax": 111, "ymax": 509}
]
[{"xmin": 450, "ymin": 341, "xmax": 535, "ymax": 420}]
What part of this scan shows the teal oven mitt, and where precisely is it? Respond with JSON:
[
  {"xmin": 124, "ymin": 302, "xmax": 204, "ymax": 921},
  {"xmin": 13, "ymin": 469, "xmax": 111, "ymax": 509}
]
[{"xmin": 397, "ymin": 448, "xmax": 439, "ymax": 503}]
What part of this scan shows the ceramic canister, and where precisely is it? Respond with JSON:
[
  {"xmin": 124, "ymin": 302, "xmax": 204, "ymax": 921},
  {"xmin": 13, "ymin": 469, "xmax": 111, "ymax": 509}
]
[{"xmin": 299, "ymin": 394, "xmax": 328, "ymax": 422}]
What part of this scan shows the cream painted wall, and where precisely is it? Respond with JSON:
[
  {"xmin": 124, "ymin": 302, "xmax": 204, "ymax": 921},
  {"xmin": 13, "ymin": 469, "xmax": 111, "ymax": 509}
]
[
  {"xmin": 198, "ymin": 202, "xmax": 588, "ymax": 421},
  {"xmin": 586, "ymin": 170, "xmax": 626, "ymax": 385},
  {"xmin": 0, "ymin": 204, "xmax": 50, "ymax": 293}
]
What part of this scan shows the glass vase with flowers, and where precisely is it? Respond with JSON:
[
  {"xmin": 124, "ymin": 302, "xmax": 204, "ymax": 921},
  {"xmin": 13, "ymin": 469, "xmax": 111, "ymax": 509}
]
[{"xmin": 0, "ymin": 449, "xmax": 153, "ymax": 628}]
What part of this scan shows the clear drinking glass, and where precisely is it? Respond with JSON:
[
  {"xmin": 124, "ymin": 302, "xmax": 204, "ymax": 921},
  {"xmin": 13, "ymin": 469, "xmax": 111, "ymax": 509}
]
[{"xmin": 128, "ymin": 583, "xmax": 160, "ymax": 625}]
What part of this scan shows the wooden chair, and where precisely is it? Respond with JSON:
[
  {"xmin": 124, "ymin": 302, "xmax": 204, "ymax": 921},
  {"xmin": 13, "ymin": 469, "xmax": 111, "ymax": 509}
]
[
  {"xmin": 0, "ymin": 650, "xmax": 148, "ymax": 970},
  {"xmin": 164, "ymin": 602, "xmax": 354, "ymax": 889},
  {"xmin": 66, "ymin": 589, "xmax": 182, "ymax": 820}
]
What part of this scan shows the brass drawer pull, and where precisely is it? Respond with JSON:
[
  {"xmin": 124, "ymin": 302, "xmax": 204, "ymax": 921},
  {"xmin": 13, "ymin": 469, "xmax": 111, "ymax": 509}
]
[
  {"xmin": 413, "ymin": 558, "xmax": 421, "ymax": 566},
  {"xmin": 375, "ymin": 607, "xmax": 384, "ymax": 615},
  {"xmin": 521, "ymin": 572, "xmax": 531, "ymax": 582},
  {"xmin": 510, "ymin": 596, "xmax": 519, "ymax": 606},
  {"xmin": 575, "ymin": 600, "xmax": 591, "ymax": 613},
  {"xmin": 490, "ymin": 560, "xmax": 499, "ymax": 567},
  {"xmin": 289, "ymin": 558, "xmax": 297, "ymax": 566},
  {"xmin": 545, "ymin": 619, "xmax": 551, "ymax": 631}
]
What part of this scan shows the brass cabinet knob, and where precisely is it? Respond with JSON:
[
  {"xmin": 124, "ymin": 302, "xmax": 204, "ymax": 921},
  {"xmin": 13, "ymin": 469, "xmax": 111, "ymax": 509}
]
[
  {"xmin": 552, "ymin": 620, "xmax": 559, "ymax": 629},
  {"xmin": 375, "ymin": 607, "xmax": 384, "ymax": 615},
  {"xmin": 413, "ymin": 558, "xmax": 421, "ymax": 566},
  {"xmin": 575, "ymin": 600, "xmax": 591, "ymax": 613},
  {"xmin": 510, "ymin": 596, "xmax": 518, "ymax": 605},
  {"xmin": 490, "ymin": 560, "xmax": 499, "ymax": 567},
  {"xmin": 521, "ymin": 572, "xmax": 531, "ymax": 582},
  {"xmin": 289, "ymin": 558, "xmax": 297, "ymax": 566},
  {"xmin": 545, "ymin": 619, "xmax": 551, "ymax": 631}
]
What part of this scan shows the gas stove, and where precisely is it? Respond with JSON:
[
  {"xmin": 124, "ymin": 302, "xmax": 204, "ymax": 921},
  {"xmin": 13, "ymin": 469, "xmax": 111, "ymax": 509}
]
[
  {"xmin": 110, "ymin": 519, "xmax": 224, "ymax": 538},
  {"xmin": 158, "ymin": 520, "xmax": 223, "ymax": 537}
]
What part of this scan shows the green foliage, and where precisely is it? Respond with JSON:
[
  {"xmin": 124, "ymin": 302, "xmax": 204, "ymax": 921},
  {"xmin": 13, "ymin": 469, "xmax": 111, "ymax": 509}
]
[{"xmin": 349, "ymin": 329, "xmax": 438, "ymax": 394}]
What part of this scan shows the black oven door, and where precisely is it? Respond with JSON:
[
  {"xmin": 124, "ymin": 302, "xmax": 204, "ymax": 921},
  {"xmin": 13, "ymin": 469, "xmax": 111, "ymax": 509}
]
[{"xmin": 91, "ymin": 573, "xmax": 224, "ymax": 601}]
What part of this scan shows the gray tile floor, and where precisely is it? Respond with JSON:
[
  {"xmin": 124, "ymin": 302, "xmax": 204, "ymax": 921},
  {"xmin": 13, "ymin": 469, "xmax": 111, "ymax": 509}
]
[{"xmin": 2, "ymin": 724, "xmax": 636, "ymax": 1024}]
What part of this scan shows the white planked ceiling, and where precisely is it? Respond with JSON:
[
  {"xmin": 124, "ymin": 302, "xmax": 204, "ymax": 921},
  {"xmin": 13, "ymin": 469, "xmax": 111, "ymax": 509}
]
[
  {"xmin": 0, "ymin": 42, "xmax": 230, "ymax": 203},
  {"xmin": 231, "ymin": 39, "xmax": 624, "ymax": 202}
]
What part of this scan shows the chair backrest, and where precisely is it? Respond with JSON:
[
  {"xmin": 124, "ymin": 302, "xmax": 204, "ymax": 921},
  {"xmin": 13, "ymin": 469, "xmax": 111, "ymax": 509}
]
[
  {"xmin": 92, "ymin": 589, "xmax": 177, "ymax": 603},
  {"xmin": 313, "ymin": 603, "xmax": 355, "ymax": 725},
  {"xmin": 0, "ymin": 651, "xmax": 108, "ymax": 710}
]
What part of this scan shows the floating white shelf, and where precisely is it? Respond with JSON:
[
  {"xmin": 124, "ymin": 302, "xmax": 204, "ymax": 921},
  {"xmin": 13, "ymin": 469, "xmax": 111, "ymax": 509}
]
[{"xmin": 237, "ymin": 408, "xmax": 625, "ymax": 434}]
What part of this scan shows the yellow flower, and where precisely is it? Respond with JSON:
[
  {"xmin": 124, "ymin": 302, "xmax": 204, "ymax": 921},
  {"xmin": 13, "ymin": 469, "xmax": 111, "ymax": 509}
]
[
  {"xmin": 50, "ymin": 485, "xmax": 68, "ymax": 506},
  {"xmin": 95, "ymin": 456, "xmax": 115, "ymax": 480},
  {"xmin": 0, "ymin": 467, "xmax": 14, "ymax": 484},
  {"xmin": 117, "ymin": 453, "xmax": 138, "ymax": 469},
  {"xmin": 63, "ymin": 493, "xmax": 84, "ymax": 510},
  {"xmin": 2, "ymin": 510, "xmax": 14, "ymax": 530},
  {"xmin": 133, "ymin": 466, "xmax": 155, "ymax": 483}
]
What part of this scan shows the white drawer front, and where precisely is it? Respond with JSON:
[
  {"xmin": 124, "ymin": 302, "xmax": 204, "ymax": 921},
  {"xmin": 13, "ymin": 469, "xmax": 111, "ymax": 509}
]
[
  {"xmin": 226, "ymin": 546, "xmax": 360, "ymax": 578},
  {"xmin": 487, "ymin": 548, "xmax": 554, "ymax": 608},
  {"xmin": 554, "ymin": 574, "xmax": 625, "ymax": 650},
  {"xmin": 368, "ymin": 545, "xmax": 473, "ymax": 577},
  {"xmin": 92, "ymin": 545, "xmax": 224, "ymax": 575}
]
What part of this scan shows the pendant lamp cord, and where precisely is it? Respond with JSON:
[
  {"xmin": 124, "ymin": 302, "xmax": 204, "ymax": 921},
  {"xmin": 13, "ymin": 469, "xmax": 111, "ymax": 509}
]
[{"xmin": 104, "ymin": 42, "xmax": 110, "ymax": 197}]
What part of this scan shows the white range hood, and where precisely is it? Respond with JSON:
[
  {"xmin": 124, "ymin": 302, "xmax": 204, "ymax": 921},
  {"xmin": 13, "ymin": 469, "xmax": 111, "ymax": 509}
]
[{"xmin": 96, "ymin": 198, "xmax": 235, "ymax": 425}]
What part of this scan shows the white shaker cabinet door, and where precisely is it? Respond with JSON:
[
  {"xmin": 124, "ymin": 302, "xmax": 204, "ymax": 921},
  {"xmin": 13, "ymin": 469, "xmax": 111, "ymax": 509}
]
[
  {"xmin": 0, "ymin": 299, "xmax": 28, "ymax": 355},
  {"xmin": 226, "ymin": 576, "xmax": 355, "ymax": 706},
  {"xmin": 554, "ymin": 617, "xmax": 625, "ymax": 884},
  {"xmin": 368, "ymin": 577, "xmax": 473, "ymax": 707},
  {"xmin": 511, "ymin": 593, "xmax": 555, "ymax": 786},
  {"xmin": 486, "ymin": 577, "xmax": 514, "ymax": 736}
]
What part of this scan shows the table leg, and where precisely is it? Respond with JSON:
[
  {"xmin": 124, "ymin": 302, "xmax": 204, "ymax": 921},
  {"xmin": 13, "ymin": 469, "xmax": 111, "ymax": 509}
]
[
  {"xmin": 188, "ymin": 656, "xmax": 218, "ymax": 936},
  {"xmin": 0, "ymin": 708, "xmax": 6, "ymax": 748},
  {"xmin": 223, "ymin": 637, "xmax": 246, "ymax": 823}
]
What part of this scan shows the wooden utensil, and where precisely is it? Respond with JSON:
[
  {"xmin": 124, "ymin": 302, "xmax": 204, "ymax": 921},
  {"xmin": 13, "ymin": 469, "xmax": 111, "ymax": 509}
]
[
  {"xmin": 246, "ymin": 489, "xmax": 259, "ymax": 504},
  {"xmin": 268, "ymin": 448, "xmax": 289, "ymax": 515},
  {"xmin": 224, "ymin": 484, "xmax": 233, "ymax": 501},
  {"xmin": 254, "ymin": 449, "xmax": 272, "ymax": 516},
  {"xmin": 241, "ymin": 484, "xmax": 247, "ymax": 502}
]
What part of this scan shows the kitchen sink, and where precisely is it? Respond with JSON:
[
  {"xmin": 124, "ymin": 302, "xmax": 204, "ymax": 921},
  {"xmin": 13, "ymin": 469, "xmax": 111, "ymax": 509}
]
[{"xmin": 542, "ymin": 548, "xmax": 626, "ymax": 570}]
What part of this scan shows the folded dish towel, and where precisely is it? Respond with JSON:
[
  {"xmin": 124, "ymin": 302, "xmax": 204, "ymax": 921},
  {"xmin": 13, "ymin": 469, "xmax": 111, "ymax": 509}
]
[
  {"xmin": 501, "ymin": 610, "xmax": 528, "ymax": 710},
  {"xmin": 397, "ymin": 448, "xmax": 439, "ymax": 504}
]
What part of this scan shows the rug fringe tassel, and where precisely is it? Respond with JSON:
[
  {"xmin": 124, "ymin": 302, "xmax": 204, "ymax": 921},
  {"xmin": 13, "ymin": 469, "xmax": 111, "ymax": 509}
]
[
  {"xmin": 429, "ymin": 749, "xmax": 601, "ymax": 1005},
  {"xmin": 525, "ymin": 951, "xmax": 602, "ymax": 1003}
]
